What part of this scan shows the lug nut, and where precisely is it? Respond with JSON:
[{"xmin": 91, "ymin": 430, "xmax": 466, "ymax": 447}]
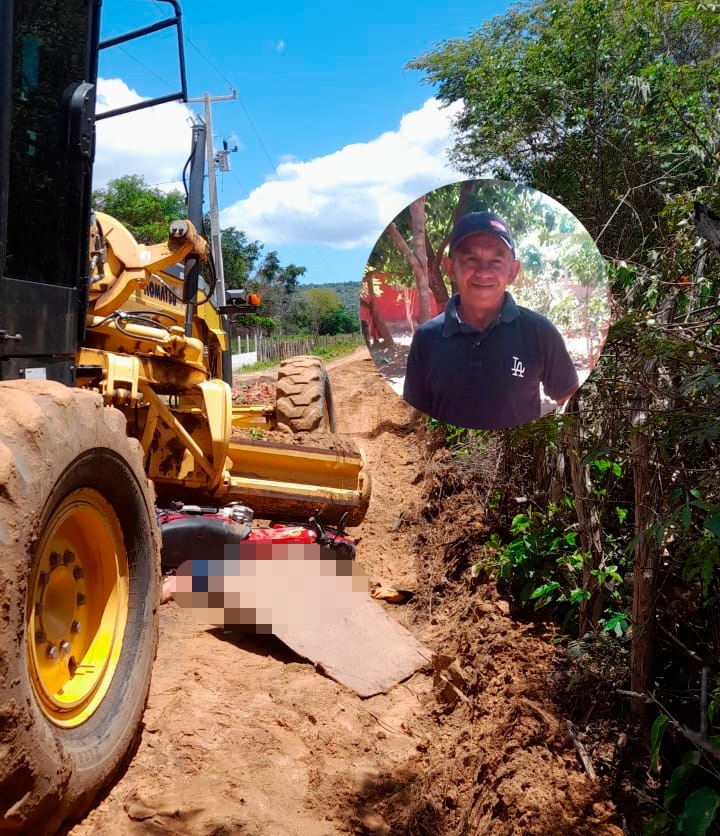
[
  {"xmin": 46, "ymin": 645, "xmax": 58, "ymax": 660},
  {"xmin": 72, "ymin": 566, "xmax": 84, "ymax": 580},
  {"xmin": 35, "ymin": 630, "xmax": 46, "ymax": 643},
  {"xmin": 76, "ymin": 593, "xmax": 87, "ymax": 605},
  {"xmin": 49, "ymin": 552, "xmax": 61, "ymax": 567},
  {"xmin": 63, "ymin": 550, "xmax": 75, "ymax": 564},
  {"xmin": 34, "ymin": 602, "xmax": 42, "ymax": 615},
  {"xmin": 38, "ymin": 572, "xmax": 48, "ymax": 586},
  {"xmin": 59, "ymin": 641, "xmax": 72, "ymax": 657},
  {"xmin": 71, "ymin": 621, "xmax": 82, "ymax": 634}
]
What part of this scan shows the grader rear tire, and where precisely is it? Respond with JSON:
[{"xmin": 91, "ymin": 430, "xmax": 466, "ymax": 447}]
[
  {"xmin": 275, "ymin": 355, "xmax": 336, "ymax": 433},
  {"xmin": 0, "ymin": 381, "xmax": 160, "ymax": 835}
]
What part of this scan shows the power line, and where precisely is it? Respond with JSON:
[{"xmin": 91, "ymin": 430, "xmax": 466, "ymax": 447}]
[
  {"xmin": 181, "ymin": 36, "xmax": 337, "ymax": 280},
  {"xmin": 119, "ymin": 2, "xmax": 337, "ymax": 281},
  {"xmin": 104, "ymin": 43, "xmax": 178, "ymax": 93}
]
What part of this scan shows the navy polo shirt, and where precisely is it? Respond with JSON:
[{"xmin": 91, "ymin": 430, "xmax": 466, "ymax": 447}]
[{"xmin": 403, "ymin": 292, "xmax": 579, "ymax": 430}]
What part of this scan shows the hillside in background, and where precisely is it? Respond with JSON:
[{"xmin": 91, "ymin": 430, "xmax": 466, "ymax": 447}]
[{"xmin": 301, "ymin": 281, "xmax": 361, "ymax": 318}]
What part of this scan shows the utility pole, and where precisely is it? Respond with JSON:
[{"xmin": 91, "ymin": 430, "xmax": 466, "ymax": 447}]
[
  {"xmin": 182, "ymin": 122, "xmax": 206, "ymax": 338},
  {"xmin": 186, "ymin": 90, "xmax": 237, "ymax": 307},
  {"xmin": 187, "ymin": 90, "xmax": 237, "ymax": 383}
]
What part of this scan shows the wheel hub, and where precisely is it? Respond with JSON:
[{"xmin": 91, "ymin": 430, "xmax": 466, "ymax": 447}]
[
  {"xmin": 33, "ymin": 549, "xmax": 86, "ymax": 692},
  {"xmin": 26, "ymin": 489, "xmax": 129, "ymax": 727}
]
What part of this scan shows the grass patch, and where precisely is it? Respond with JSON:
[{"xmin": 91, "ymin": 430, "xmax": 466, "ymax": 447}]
[
  {"xmin": 309, "ymin": 335, "xmax": 364, "ymax": 362},
  {"xmin": 234, "ymin": 358, "xmax": 283, "ymax": 374}
]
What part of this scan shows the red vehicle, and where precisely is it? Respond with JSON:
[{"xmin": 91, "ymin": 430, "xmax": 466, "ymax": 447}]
[{"xmin": 158, "ymin": 502, "xmax": 356, "ymax": 573}]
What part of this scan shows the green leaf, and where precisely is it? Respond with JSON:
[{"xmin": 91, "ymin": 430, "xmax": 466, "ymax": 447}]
[
  {"xmin": 674, "ymin": 787, "xmax": 720, "ymax": 836},
  {"xmin": 650, "ymin": 714, "xmax": 669, "ymax": 773},
  {"xmin": 603, "ymin": 612, "xmax": 629, "ymax": 637},
  {"xmin": 681, "ymin": 501, "xmax": 692, "ymax": 532},
  {"xmin": 529, "ymin": 581, "xmax": 560, "ymax": 600},
  {"xmin": 664, "ymin": 751, "xmax": 701, "ymax": 811},
  {"xmin": 643, "ymin": 811, "xmax": 671, "ymax": 836},
  {"xmin": 653, "ymin": 523, "xmax": 666, "ymax": 545},
  {"xmin": 703, "ymin": 514, "xmax": 720, "ymax": 539},
  {"xmin": 511, "ymin": 514, "xmax": 531, "ymax": 534},
  {"xmin": 518, "ymin": 581, "xmax": 536, "ymax": 607}
]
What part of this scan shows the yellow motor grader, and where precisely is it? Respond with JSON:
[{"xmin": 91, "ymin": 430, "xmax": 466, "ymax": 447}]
[
  {"xmin": 84, "ymin": 161, "xmax": 369, "ymax": 525},
  {"xmin": 0, "ymin": 2, "xmax": 368, "ymax": 833}
]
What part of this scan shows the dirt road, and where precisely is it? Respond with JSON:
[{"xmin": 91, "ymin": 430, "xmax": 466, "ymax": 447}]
[
  {"xmin": 69, "ymin": 349, "xmax": 429, "ymax": 836},
  {"xmin": 69, "ymin": 348, "xmax": 623, "ymax": 835}
]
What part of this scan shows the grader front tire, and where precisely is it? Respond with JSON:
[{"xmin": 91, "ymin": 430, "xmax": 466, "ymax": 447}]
[
  {"xmin": 275, "ymin": 355, "xmax": 336, "ymax": 433},
  {"xmin": 0, "ymin": 381, "xmax": 160, "ymax": 835}
]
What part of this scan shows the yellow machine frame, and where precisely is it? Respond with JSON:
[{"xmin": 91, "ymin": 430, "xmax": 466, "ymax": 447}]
[{"xmin": 77, "ymin": 212, "xmax": 369, "ymax": 525}]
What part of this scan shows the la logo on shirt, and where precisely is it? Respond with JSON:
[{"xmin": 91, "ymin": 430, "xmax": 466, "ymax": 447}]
[{"xmin": 511, "ymin": 356, "xmax": 525, "ymax": 378}]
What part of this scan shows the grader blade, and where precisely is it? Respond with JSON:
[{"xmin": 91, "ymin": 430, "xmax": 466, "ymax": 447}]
[{"xmin": 225, "ymin": 437, "xmax": 371, "ymax": 526}]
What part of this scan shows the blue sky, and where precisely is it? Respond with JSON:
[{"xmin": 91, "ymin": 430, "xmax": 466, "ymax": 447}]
[{"xmin": 96, "ymin": 0, "xmax": 509, "ymax": 287}]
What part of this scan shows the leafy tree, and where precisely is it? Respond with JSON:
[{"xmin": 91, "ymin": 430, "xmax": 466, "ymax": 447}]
[
  {"xmin": 410, "ymin": 0, "xmax": 720, "ymax": 259},
  {"xmin": 301, "ymin": 288, "xmax": 343, "ymax": 336},
  {"xmin": 217, "ymin": 226, "xmax": 261, "ymax": 290},
  {"xmin": 204, "ymin": 222, "xmax": 307, "ymax": 333},
  {"xmin": 319, "ymin": 304, "xmax": 360, "ymax": 336},
  {"xmin": 302, "ymin": 281, "xmax": 361, "ymax": 315},
  {"xmin": 367, "ymin": 182, "xmax": 469, "ymax": 313},
  {"xmin": 241, "ymin": 252, "xmax": 305, "ymax": 335},
  {"xmin": 93, "ymin": 174, "xmax": 186, "ymax": 243},
  {"xmin": 94, "ymin": 173, "xmax": 308, "ymax": 339},
  {"xmin": 284, "ymin": 288, "xmax": 360, "ymax": 336},
  {"xmin": 411, "ymin": 0, "xmax": 720, "ymax": 737}
]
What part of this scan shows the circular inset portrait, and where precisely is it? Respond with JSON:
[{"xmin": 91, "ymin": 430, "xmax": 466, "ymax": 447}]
[{"xmin": 360, "ymin": 179, "xmax": 610, "ymax": 431}]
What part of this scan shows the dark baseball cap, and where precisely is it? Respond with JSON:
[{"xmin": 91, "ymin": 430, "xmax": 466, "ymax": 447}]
[{"xmin": 449, "ymin": 211, "xmax": 516, "ymax": 257}]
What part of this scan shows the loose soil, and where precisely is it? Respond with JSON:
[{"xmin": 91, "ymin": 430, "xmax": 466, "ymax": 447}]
[{"xmin": 68, "ymin": 347, "xmax": 624, "ymax": 836}]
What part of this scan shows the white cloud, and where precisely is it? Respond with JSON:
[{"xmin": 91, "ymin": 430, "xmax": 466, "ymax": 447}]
[
  {"xmin": 275, "ymin": 39, "xmax": 286, "ymax": 53},
  {"xmin": 93, "ymin": 78, "xmax": 196, "ymax": 192},
  {"xmin": 92, "ymin": 86, "xmax": 467, "ymax": 252},
  {"xmin": 221, "ymin": 98, "xmax": 465, "ymax": 250}
]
